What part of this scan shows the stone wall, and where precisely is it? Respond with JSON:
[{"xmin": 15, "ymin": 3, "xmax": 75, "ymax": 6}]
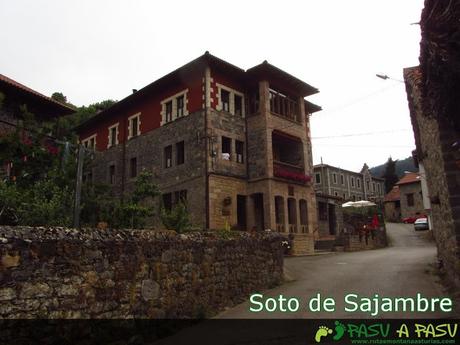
[
  {"xmin": 0, "ymin": 226, "xmax": 284, "ymax": 319},
  {"xmin": 342, "ymin": 229, "xmax": 387, "ymax": 252}
]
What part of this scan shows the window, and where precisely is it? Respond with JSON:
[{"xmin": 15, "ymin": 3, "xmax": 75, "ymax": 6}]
[
  {"xmin": 377, "ymin": 183, "xmax": 381, "ymax": 194},
  {"xmin": 130, "ymin": 157, "xmax": 137, "ymax": 178},
  {"xmin": 109, "ymin": 164, "xmax": 115, "ymax": 184},
  {"xmin": 334, "ymin": 191, "xmax": 339, "ymax": 196},
  {"xmin": 82, "ymin": 135, "xmax": 96, "ymax": 150},
  {"xmin": 236, "ymin": 140, "xmax": 244, "ymax": 163},
  {"xmin": 164, "ymin": 145, "xmax": 172, "ymax": 168},
  {"xmin": 372, "ymin": 182, "xmax": 376, "ymax": 192},
  {"xmin": 176, "ymin": 95, "xmax": 184, "ymax": 117},
  {"xmin": 174, "ymin": 190, "xmax": 187, "ymax": 205},
  {"xmin": 165, "ymin": 101, "xmax": 173, "ymax": 123},
  {"xmin": 357, "ymin": 178, "xmax": 361, "ymax": 188},
  {"xmin": 221, "ymin": 136, "xmax": 231, "ymax": 160},
  {"xmin": 161, "ymin": 90, "xmax": 189, "ymax": 125},
  {"xmin": 315, "ymin": 173, "xmax": 321, "ymax": 184},
  {"xmin": 162, "ymin": 193, "xmax": 172, "ymax": 211},
  {"xmin": 318, "ymin": 202, "xmax": 327, "ymax": 221},
  {"xmin": 176, "ymin": 141, "xmax": 185, "ymax": 165},
  {"xmin": 406, "ymin": 193, "xmax": 414, "ymax": 207},
  {"xmin": 332, "ymin": 173, "xmax": 337, "ymax": 184},
  {"xmin": 343, "ymin": 193, "xmax": 347, "ymax": 200},
  {"xmin": 234, "ymin": 94, "xmax": 243, "ymax": 116},
  {"xmin": 128, "ymin": 114, "xmax": 141, "ymax": 139},
  {"xmin": 366, "ymin": 180, "xmax": 370, "ymax": 190},
  {"xmin": 108, "ymin": 124, "xmax": 119, "ymax": 148},
  {"xmin": 221, "ymin": 89, "xmax": 230, "ymax": 112},
  {"xmin": 351, "ymin": 177, "xmax": 355, "ymax": 188},
  {"xmin": 340, "ymin": 174, "xmax": 345, "ymax": 185}
]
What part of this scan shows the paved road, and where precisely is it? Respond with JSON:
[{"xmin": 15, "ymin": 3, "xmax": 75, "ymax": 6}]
[{"xmin": 218, "ymin": 222, "xmax": 456, "ymax": 319}]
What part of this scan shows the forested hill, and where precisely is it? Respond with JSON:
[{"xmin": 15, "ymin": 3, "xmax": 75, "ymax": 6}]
[{"xmin": 370, "ymin": 157, "xmax": 417, "ymax": 179}]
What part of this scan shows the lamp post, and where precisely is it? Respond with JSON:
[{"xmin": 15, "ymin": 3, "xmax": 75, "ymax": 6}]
[{"xmin": 376, "ymin": 74, "xmax": 404, "ymax": 83}]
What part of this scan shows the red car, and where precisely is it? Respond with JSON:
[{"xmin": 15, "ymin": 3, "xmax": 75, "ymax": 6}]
[{"xmin": 402, "ymin": 215, "xmax": 426, "ymax": 224}]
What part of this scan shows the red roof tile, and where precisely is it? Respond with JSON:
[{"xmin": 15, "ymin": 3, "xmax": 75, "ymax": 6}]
[
  {"xmin": 396, "ymin": 172, "xmax": 421, "ymax": 186},
  {"xmin": 384, "ymin": 186, "xmax": 400, "ymax": 202},
  {"xmin": 0, "ymin": 73, "xmax": 74, "ymax": 113}
]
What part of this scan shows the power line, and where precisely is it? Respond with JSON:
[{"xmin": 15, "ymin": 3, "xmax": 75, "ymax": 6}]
[{"xmin": 312, "ymin": 129, "xmax": 411, "ymax": 139}]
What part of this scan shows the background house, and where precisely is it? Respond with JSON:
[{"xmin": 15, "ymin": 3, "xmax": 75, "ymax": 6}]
[
  {"xmin": 384, "ymin": 185, "xmax": 401, "ymax": 222},
  {"xmin": 395, "ymin": 172, "xmax": 424, "ymax": 220}
]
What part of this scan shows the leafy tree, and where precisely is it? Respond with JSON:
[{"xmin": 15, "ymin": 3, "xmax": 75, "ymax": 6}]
[
  {"xmin": 51, "ymin": 92, "xmax": 67, "ymax": 104},
  {"xmin": 382, "ymin": 157, "xmax": 399, "ymax": 193},
  {"xmin": 160, "ymin": 202, "xmax": 191, "ymax": 233}
]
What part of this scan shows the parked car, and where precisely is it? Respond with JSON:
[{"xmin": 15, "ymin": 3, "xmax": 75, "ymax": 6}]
[
  {"xmin": 414, "ymin": 217, "xmax": 429, "ymax": 231},
  {"xmin": 402, "ymin": 215, "xmax": 426, "ymax": 223}
]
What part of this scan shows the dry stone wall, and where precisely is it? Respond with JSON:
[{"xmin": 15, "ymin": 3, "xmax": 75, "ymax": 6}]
[{"xmin": 0, "ymin": 226, "xmax": 284, "ymax": 319}]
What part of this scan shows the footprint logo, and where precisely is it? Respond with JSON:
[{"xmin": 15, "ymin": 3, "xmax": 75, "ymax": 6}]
[
  {"xmin": 333, "ymin": 321, "xmax": 346, "ymax": 341},
  {"xmin": 315, "ymin": 326, "xmax": 333, "ymax": 343}
]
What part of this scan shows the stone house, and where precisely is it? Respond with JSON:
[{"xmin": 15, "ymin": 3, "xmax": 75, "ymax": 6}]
[
  {"xmin": 0, "ymin": 73, "xmax": 74, "ymax": 135},
  {"xmin": 383, "ymin": 185, "xmax": 401, "ymax": 222},
  {"xmin": 0, "ymin": 73, "xmax": 75, "ymax": 176},
  {"xmin": 314, "ymin": 163, "xmax": 385, "ymax": 204},
  {"xmin": 395, "ymin": 172, "xmax": 424, "ymax": 220},
  {"xmin": 403, "ymin": 0, "xmax": 460, "ymax": 288},
  {"xmin": 76, "ymin": 52, "xmax": 321, "ymax": 255},
  {"xmin": 312, "ymin": 163, "xmax": 384, "ymax": 249}
]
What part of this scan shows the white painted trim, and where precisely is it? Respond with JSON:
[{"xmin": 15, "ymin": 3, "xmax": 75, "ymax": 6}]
[
  {"xmin": 107, "ymin": 123, "xmax": 119, "ymax": 148},
  {"xmin": 82, "ymin": 134, "xmax": 97, "ymax": 150},
  {"xmin": 160, "ymin": 89, "xmax": 189, "ymax": 126},
  {"xmin": 128, "ymin": 112, "xmax": 141, "ymax": 140},
  {"xmin": 216, "ymin": 83, "xmax": 245, "ymax": 117}
]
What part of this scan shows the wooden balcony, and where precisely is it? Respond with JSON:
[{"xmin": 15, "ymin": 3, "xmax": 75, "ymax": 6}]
[{"xmin": 273, "ymin": 161, "xmax": 311, "ymax": 184}]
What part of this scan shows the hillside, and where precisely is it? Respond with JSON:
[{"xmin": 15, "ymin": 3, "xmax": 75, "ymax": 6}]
[{"xmin": 369, "ymin": 157, "xmax": 417, "ymax": 179}]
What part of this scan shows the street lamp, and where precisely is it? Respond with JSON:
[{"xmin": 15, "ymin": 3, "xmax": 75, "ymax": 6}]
[{"xmin": 376, "ymin": 74, "xmax": 404, "ymax": 83}]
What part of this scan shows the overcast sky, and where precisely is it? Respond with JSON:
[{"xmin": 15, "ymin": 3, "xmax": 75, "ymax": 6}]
[{"xmin": 0, "ymin": 0, "xmax": 424, "ymax": 172}]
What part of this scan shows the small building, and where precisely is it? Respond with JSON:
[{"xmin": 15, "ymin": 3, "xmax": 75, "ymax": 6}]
[
  {"xmin": 0, "ymin": 73, "xmax": 74, "ymax": 135},
  {"xmin": 76, "ymin": 52, "xmax": 322, "ymax": 255},
  {"xmin": 383, "ymin": 185, "xmax": 401, "ymax": 222},
  {"xmin": 395, "ymin": 172, "xmax": 424, "ymax": 220}
]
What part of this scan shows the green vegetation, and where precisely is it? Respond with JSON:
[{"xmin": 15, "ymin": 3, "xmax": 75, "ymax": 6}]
[
  {"xmin": 160, "ymin": 202, "xmax": 192, "ymax": 233},
  {"xmin": 0, "ymin": 94, "xmax": 161, "ymax": 229}
]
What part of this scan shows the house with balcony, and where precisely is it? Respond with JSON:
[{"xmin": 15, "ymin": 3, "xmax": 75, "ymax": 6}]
[{"xmin": 76, "ymin": 52, "xmax": 321, "ymax": 254}]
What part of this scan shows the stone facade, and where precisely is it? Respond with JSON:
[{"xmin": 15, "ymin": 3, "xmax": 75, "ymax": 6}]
[
  {"xmin": 398, "ymin": 179, "xmax": 424, "ymax": 219},
  {"xmin": 0, "ymin": 226, "xmax": 284, "ymax": 319},
  {"xmin": 314, "ymin": 164, "xmax": 385, "ymax": 203},
  {"xmin": 78, "ymin": 53, "xmax": 321, "ymax": 255},
  {"xmin": 405, "ymin": 66, "xmax": 460, "ymax": 287}
]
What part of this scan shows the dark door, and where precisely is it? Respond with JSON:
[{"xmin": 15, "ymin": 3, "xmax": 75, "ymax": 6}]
[
  {"xmin": 252, "ymin": 193, "xmax": 264, "ymax": 231},
  {"xmin": 328, "ymin": 204, "xmax": 336, "ymax": 235},
  {"xmin": 237, "ymin": 195, "xmax": 247, "ymax": 230}
]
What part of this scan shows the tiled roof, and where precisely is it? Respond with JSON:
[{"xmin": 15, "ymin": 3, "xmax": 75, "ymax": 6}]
[
  {"xmin": 396, "ymin": 172, "xmax": 420, "ymax": 186},
  {"xmin": 0, "ymin": 73, "xmax": 75, "ymax": 113},
  {"xmin": 384, "ymin": 185, "xmax": 400, "ymax": 202}
]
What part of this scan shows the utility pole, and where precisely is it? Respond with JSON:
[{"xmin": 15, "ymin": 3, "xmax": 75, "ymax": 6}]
[{"xmin": 73, "ymin": 144, "xmax": 85, "ymax": 228}]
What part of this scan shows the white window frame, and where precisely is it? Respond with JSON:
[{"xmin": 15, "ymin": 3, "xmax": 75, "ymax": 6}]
[
  {"xmin": 340, "ymin": 174, "xmax": 345, "ymax": 185},
  {"xmin": 315, "ymin": 173, "xmax": 321, "ymax": 184},
  {"xmin": 357, "ymin": 178, "xmax": 361, "ymax": 189},
  {"xmin": 351, "ymin": 176, "xmax": 355, "ymax": 188},
  {"xmin": 216, "ymin": 83, "xmax": 245, "ymax": 117},
  {"xmin": 108, "ymin": 123, "xmax": 119, "ymax": 148},
  {"xmin": 332, "ymin": 173, "xmax": 337, "ymax": 184},
  {"xmin": 82, "ymin": 134, "xmax": 97, "ymax": 150},
  {"xmin": 128, "ymin": 113, "xmax": 141, "ymax": 140},
  {"xmin": 161, "ymin": 89, "xmax": 189, "ymax": 126}
]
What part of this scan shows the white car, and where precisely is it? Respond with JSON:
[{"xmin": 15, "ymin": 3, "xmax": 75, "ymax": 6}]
[{"xmin": 414, "ymin": 217, "xmax": 429, "ymax": 231}]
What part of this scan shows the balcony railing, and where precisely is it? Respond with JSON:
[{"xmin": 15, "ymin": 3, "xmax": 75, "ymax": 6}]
[
  {"xmin": 273, "ymin": 161, "xmax": 311, "ymax": 184},
  {"xmin": 269, "ymin": 90, "xmax": 301, "ymax": 123}
]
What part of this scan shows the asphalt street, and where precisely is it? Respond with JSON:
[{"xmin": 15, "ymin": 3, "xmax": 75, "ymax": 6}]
[{"xmin": 217, "ymin": 222, "xmax": 456, "ymax": 319}]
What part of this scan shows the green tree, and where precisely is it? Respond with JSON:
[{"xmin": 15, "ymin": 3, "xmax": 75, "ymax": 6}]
[
  {"xmin": 160, "ymin": 202, "xmax": 191, "ymax": 233},
  {"xmin": 382, "ymin": 157, "xmax": 399, "ymax": 193},
  {"xmin": 51, "ymin": 92, "xmax": 67, "ymax": 104}
]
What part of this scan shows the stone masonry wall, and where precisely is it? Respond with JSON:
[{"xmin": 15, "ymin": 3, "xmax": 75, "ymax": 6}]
[{"xmin": 0, "ymin": 226, "xmax": 284, "ymax": 319}]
